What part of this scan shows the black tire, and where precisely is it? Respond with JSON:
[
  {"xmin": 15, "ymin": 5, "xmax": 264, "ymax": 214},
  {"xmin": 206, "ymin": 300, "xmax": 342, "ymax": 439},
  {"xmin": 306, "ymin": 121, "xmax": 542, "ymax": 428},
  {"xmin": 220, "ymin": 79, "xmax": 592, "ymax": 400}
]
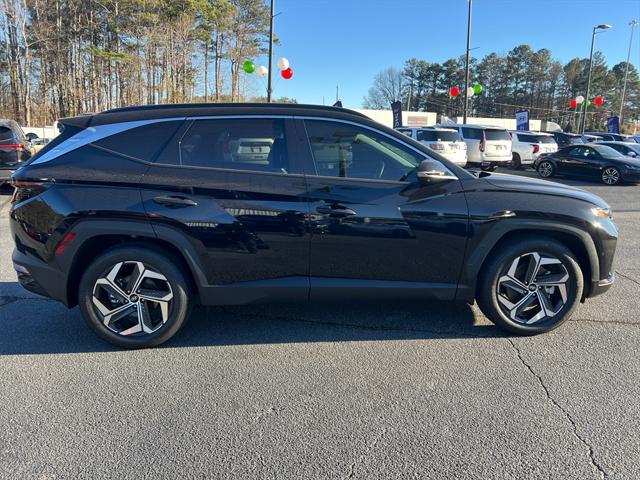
[
  {"xmin": 537, "ymin": 160, "xmax": 555, "ymax": 178},
  {"xmin": 476, "ymin": 236, "xmax": 583, "ymax": 335},
  {"xmin": 510, "ymin": 153, "xmax": 522, "ymax": 170},
  {"xmin": 78, "ymin": 246, "xmax": 191, "ymax": 348},
  {"xmin": 601, "ymin": 166, "xmax": 621, "ymax": 185}
]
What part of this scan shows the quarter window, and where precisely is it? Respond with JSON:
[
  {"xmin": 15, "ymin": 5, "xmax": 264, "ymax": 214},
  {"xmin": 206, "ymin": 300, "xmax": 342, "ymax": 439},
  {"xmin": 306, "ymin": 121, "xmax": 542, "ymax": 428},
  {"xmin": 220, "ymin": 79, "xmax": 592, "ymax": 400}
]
[
  {"xmin": 304, "ymin": 120, "xmax": 425, "ymax": 181},
  {"xmin": 93, "ymin": 121, "xmax": 183, "ymax": 162},
  {"xmin": 175, "ymin": 118, "xmax": 293, "ymax": 173}
]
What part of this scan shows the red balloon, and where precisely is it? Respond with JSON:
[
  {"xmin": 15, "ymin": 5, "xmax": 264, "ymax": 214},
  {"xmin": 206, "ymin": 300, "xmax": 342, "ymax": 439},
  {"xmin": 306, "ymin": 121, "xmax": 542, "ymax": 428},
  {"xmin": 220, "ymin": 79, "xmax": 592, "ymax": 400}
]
[
  {"xmin": 281, "ymin": 67, "xmax": 293, "ymax": 79},
  {"xmin": 594, "ymin": 96, "xmax": 604, "ymax": 106},
  {"xmin": 569, "ymin": 99, "xmax": 577, "ymax": 108},
  {"xmin": 450, "ymin": 86, "xmax": 460, "ymax": 97}
]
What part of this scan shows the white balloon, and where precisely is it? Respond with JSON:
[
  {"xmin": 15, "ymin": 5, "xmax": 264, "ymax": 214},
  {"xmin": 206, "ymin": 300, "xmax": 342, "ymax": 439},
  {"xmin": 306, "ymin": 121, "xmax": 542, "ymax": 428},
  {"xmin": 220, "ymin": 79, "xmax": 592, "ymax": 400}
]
[
  {"xmin": 467, "ymin": 86, "xmax": 475, "ymax": 97},
  {"xmin": 277, "ymin": 57, "xmax": 289, "ymax": 71},
  {"xmin": 256, "ymin": 65, "xmax": 268, "ymax": 77},
  {"xmin": 576, "ymin": 95, "xmax": 585, "ymax": 104}
]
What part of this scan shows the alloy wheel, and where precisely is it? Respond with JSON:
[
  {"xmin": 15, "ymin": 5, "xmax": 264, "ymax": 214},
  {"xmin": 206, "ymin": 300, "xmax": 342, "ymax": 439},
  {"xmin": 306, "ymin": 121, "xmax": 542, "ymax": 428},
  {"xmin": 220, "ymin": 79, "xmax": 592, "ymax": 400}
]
[
  {"xmin": 602, "ymin": 167, "xmax": 620, "ymax": 185},
  {"xmin": 92, "ymin": 261, "xmax": 173, "ymax": 336},
  {"xmin": 496, "ymin": 252, "xmax": 569, "ymax": 325},
  {"xmin": 538, "ymin": 161, "xmax": 553, "ymax": 177}
]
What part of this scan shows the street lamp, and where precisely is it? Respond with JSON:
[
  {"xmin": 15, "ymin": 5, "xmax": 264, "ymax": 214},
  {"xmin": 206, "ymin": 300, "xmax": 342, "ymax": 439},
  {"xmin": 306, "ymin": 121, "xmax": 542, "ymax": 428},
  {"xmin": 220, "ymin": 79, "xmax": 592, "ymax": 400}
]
[
  {"xmin": 619, "ymin": 20, "xmax": 638, "ymax": 125},
  {"xmin": 463, "ymin": 0, "xmax": 472, "ymax": 124},
  {"xmin": 581, "ymin": 23, "xmax": 612, "ymax": 133}
]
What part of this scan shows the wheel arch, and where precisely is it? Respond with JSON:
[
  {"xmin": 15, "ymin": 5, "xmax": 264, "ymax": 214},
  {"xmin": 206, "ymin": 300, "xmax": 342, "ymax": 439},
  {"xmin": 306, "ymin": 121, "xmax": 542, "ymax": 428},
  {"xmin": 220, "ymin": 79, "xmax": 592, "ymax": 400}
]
[{"xmin": 459, "ymin": 222, "xmax": 599, "ymax": 303}]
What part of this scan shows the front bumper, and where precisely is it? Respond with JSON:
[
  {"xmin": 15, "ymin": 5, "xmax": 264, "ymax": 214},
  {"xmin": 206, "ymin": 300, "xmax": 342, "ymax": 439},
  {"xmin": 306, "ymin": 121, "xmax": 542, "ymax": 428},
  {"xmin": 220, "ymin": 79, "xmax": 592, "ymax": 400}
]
[
  {"xmin": 589, "ymin": 272, "xmax": 615, "ymax": 298},
  {"xmin": 621, "ymin": 170, "xmax": 640, "ymax": 184}
]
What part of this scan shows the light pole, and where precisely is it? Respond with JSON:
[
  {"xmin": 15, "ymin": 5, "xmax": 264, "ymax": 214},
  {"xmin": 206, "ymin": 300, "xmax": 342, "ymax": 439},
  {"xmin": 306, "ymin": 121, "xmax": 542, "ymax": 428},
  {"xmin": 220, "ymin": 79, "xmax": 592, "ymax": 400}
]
[
  {"xmin": 463, "ymin": 0, "xmax": 472, "ymax": 123},
  {"xmin": 267, "ymin": 0, "xmax": 274, "ymax": 102},
  {"xmin": 619, "ymin": 20, "xmax": 638, "ymax": 125},
  {"xmin": 581, "ymin": 23, "xmax": 612, "ymax": 133}
]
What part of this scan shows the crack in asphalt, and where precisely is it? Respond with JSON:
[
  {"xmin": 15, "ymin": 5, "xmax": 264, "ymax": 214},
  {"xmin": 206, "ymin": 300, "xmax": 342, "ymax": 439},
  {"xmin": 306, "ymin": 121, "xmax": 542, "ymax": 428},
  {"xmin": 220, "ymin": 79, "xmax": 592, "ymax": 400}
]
[
  {"xmin": 615, "ymin": 270, "xmax": 640, "ymax": 287},
  {"xmin": 570, "ymin": 318, "xmax": 639, "ymax": 326},
  {"xmin": 0, "ymin": 296, "xmax": 54, "ymax": 308},
  {"xmin": 506, "ymin": 338, "xmax": 607, "ymax": 480},
  {"xmin": 341, "ymin": 427, "xmax": 387, "ymax": 479}
]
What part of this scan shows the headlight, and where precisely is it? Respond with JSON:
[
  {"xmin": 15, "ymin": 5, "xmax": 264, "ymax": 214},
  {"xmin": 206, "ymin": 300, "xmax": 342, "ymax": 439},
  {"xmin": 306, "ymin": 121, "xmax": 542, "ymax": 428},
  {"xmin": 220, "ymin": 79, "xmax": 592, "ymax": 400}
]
[{"xmin": 592, "ymin": 207, "xmax": 612, "ymax": 219}]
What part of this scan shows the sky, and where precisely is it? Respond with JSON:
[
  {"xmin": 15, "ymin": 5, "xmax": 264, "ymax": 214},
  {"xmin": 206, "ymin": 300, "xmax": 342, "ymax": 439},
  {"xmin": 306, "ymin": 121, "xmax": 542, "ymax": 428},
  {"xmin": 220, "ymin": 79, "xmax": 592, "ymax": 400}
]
[{"xmin": 249, "ymin": 0, "xmax": 640, "ymax": 108}]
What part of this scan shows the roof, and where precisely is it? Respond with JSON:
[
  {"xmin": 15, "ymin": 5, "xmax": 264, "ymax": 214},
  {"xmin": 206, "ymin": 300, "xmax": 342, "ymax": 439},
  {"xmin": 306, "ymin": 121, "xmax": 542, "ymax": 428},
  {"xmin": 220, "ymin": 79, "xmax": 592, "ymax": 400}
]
[
  {"xmin": 509, "ymin": 130, "xmax": 553, "ymax": 136},
  {"xmin": 439, "ymin": 123, "xmax": 507, "ymax": 130},
  {"xmin": 60, "ymin": 103, "xmax": 369, "ymax": 128},
  {"xmin": 595, "ymin": 140, "xmax": 638, "ymax": 145}
]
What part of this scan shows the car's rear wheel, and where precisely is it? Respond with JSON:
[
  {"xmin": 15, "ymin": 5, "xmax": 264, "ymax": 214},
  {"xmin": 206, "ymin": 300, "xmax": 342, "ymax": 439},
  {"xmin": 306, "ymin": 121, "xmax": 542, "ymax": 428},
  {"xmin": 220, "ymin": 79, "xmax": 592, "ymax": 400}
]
[
  {"xmin": 601, "ymin": 167, "xmax": 621, "ymax": 185},
  {"xmin": 476, "ymin": 237, "xmax": 583, "ymax": 335},
  {"xmin": 78, "ymin": 246, "xmax": 191, "ymax": 348},
  {"xmin": 510, "ymin": 153, "xmax": 521, "ymax": 169},
  {"xmin": 537, "ymin": 160, "xmax": 554, "ymax": 178}
]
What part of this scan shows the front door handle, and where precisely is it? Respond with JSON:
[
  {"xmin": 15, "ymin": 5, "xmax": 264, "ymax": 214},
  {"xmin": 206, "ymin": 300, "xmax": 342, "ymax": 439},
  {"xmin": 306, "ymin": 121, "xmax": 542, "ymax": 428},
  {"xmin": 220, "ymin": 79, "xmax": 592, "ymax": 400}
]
[
  {"xmin": 153, "ymin": 195, "xmax": 198, "ymax": 207},
  {"xmin": 316, "ymin": 204, "xmax": 357, "ymax": 216}
]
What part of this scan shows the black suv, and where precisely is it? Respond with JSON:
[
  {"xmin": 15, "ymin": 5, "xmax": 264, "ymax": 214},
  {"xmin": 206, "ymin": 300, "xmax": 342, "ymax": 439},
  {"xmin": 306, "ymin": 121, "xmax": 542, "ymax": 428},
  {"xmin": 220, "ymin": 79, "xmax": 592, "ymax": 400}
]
[
  {"xmin": 1, "ymin": 119, "xmax": 32, "ymax": 185},
  {"xmin": 9, "ymin": 104, "xmax": 618, "ymax": 348}
]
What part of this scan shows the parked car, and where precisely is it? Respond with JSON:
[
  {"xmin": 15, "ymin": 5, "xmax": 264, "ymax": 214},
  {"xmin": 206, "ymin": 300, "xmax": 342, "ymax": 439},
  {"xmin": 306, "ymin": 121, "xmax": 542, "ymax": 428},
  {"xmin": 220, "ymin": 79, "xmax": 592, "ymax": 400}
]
[
  {"xmin": 0, "ymin": 119, "xmax": 32, "ymax": 185},
  {"xmin": 595, "ymin": 141, "xmax": 640, "ymax": 158},
  {"xmin": 10, "ymin": 103, "xmax": 617, "ymax": 347},
  {"xmin": 535, "ymin": 143, "xmax": 640, "ymax": 185},
  {"xmin": 584, "ymin": 131, "xmax": 638, "ymax": 143},
  {"xmin": 396, "ymin": 126, "xmax": 467, "ymax": 166},
  {"xmin": 437, "ymin": 124, "xmax": 512, "ymax": 170},
  {"xmin": 544, "ymin": 131, "xmax": 585, "ymax": 149},
  {"xmin": 508, "ymin": 131, "xmax": 558, "ymax": 169},
  {"xmin": 582, "ymin": 134, "xmax": 604, "ymax": 142}
]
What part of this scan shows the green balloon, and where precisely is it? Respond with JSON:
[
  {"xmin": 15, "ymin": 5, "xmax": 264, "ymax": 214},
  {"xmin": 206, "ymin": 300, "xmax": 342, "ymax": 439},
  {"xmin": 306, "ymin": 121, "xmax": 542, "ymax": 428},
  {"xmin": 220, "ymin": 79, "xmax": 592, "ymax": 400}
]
[
  {"xmin": 473, "ymin": 83, "xmax": 483, "ymax": 95},
  {"xmin": 243, "ymin": 60, "xmax": 256, "ymax": 74},
  {"xmin": 586, "ymin": 100, "xmax": 592, "ymax": 107}
]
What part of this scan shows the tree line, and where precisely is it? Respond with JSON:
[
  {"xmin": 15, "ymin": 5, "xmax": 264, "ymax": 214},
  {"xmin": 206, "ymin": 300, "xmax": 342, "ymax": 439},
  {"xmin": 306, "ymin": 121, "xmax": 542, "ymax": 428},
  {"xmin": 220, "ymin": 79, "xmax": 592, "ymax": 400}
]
[
  {"xmin": 0, "ymin": 0, "xmax": 296, "ymax": 126},
  {"xmin": 364, "ymin": 45, "xmax": 640, "ymax": 132}
]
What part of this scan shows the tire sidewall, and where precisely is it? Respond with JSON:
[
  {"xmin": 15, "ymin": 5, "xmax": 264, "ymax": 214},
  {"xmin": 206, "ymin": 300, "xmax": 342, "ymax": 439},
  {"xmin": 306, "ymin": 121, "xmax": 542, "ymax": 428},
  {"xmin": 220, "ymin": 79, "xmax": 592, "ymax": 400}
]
[
  {"xmin": 78, "ymin": 246, "xmax": 190, "ymax": 348},
  {"xmin": 478, "ymin": 238, "xmax": 583, "ymax": 335}
]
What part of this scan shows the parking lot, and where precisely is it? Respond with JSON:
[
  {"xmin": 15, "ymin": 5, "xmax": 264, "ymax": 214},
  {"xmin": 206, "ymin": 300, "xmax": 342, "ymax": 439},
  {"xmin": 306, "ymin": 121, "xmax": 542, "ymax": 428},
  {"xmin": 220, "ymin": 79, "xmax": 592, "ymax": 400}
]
[{"xmin": 0, "ymin": 170, "xmax": 639, "ymax": 479}]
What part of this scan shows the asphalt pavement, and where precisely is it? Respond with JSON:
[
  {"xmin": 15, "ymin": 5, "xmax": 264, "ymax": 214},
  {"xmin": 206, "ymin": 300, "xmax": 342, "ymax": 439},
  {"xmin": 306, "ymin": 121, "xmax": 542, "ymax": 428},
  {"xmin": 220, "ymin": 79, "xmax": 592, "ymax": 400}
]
[{"xmin": 0, "ymin": 172, "xmax": 639, "ymax": 479}]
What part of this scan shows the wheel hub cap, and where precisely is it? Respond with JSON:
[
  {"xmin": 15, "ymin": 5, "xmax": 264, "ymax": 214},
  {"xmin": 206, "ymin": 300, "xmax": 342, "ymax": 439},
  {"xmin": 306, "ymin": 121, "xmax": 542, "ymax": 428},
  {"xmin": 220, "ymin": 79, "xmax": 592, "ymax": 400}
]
[
  {"xmin": 496, "ymin": 252, "xmax": 569, "ymax": 325},
  {"xmin": 92, "ymin": 261, "xmax": 173, "ymax": 336}
]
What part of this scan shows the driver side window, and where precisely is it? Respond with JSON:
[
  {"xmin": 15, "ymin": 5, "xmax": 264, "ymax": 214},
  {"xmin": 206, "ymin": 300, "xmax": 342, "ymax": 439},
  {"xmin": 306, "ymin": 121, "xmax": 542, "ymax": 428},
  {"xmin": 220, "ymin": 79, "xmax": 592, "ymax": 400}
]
[{"xmin": 303, "ymin": 120, "xmax": 425, "ymax": 181}]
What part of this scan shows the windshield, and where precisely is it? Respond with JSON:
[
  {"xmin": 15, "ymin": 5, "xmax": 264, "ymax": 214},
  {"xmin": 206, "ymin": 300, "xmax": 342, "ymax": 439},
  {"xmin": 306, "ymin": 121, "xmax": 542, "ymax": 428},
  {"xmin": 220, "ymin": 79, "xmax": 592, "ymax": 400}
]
[
  {"xmin": 566, "ymin": 135, "xmax": 584, "ymax": 144},
  {"xmin": 537, "ymin": 136, "xmax": 556, "ymax": 144},
  {"xmin": 416, "ymin": 130, "xmax": 460, "ymax": 142},
  {"xmin": 484, "ymin": 129, "xmax": 511, "ymax": 141},
  {"xmin": 592, "ymin": 144, "xmax": 625, "ymax": 157}
]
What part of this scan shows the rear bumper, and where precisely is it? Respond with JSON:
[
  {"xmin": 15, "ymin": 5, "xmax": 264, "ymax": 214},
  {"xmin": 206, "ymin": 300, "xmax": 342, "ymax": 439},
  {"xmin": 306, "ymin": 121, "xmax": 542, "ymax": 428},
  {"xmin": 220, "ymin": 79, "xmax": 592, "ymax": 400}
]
[{"xmin": 11, "ymin": 248, "xmax": 68, "ymax": 305}]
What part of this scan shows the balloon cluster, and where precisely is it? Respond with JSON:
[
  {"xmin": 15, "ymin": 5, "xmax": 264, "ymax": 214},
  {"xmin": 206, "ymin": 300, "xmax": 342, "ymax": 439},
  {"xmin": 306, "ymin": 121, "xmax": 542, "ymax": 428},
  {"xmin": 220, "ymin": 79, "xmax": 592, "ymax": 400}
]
[
  {"xmin": 449, "ymin": 83, "xmax": 483, "ymax": 97},
  {"xmin": 243, "ymin": 57, "xmax": 293, "ymax": 80},
  {"xmin": 569, "ymin": 95, "xmax": 604, "ymax": 108}
]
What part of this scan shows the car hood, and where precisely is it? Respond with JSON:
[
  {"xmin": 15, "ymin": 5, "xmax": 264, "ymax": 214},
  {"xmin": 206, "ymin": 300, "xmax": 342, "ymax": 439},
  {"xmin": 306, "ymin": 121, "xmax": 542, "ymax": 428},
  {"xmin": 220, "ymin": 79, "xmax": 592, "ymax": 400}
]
[{"xmin": 482, "ymin": 172, "xmax": 609, "ymax": 208}]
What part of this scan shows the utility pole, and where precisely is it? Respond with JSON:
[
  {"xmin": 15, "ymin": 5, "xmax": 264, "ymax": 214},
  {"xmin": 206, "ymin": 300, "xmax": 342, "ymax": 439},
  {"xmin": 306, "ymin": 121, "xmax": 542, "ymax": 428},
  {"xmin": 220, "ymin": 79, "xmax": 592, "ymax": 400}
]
[
  {"xmin": 267, "ymin": 0, "xmax": 274, "ymax": 102},
  {"xmin": 581, "ymin": 24, "xmax": 612, "ymax": 133},
  {"xmin": 620, "ymin": 20, "xmax": 638, "ymax": 125},
  {"xmin": 463, "ymin": 0, "xmax": 472, "ymax": 124},
  {"xmin": 336, "ymin": 85, "xmax": 339, "ymax": 103}
]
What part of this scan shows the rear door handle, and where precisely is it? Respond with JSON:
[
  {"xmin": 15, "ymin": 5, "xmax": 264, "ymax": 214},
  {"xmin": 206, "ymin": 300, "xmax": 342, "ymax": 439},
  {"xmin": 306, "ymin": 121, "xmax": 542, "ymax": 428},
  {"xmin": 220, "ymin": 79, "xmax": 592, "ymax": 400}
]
[{"xmin": 153, "ymin": 195, "xmax": 198, "ymax": 207}]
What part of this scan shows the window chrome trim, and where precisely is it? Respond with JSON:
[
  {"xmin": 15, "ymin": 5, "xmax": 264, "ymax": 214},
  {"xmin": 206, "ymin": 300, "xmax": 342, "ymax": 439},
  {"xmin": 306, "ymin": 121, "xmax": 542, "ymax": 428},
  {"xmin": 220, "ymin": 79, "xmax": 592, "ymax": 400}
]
[{"xmin": 30, "ymin": 117, "xmax": 187, "ymax": 165}]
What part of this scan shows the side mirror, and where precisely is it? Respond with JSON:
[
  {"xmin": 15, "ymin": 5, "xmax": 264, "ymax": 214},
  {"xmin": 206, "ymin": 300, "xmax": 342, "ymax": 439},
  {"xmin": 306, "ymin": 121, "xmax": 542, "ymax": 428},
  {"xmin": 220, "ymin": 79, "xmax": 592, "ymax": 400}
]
[
  {"xmin": 416, "ymin": 159, "xmax": 458, "ymax": 184},
  {"xmin": 25, "ymin": 132, "xmax": 39, "ymax": 141},
  {"xmin": 627, "ymin": 151, "xmax": 637, "ymax": 158}
]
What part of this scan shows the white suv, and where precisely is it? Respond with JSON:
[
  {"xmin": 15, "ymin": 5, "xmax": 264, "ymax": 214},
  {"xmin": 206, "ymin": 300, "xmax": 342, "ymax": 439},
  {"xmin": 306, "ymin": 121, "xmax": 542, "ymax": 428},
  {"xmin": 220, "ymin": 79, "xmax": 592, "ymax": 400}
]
[
  {"xmin": 396, "ymin": 127, "xmax": 467, "ymax": 166},
  {"xmin": 437, "ymin": 124, "xmax": 512, "ymax": 169},
  {"xmin": 509, "ymin": 131, "xmax": 558, "ymax": 169}
]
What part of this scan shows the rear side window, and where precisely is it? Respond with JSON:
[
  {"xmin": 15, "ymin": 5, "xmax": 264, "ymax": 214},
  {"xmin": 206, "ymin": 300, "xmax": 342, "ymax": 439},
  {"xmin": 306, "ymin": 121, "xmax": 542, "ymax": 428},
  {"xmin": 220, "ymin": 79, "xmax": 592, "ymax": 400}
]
[
  {"xmin": 461, "ymin": 128, "xmax": 483, "ymax": 140},
  {"xmin": 174, "ymin": 118, "xmax": 294, "ymax": 173},
  {"xmin": 417, "ymin": 130, "xmax": 460, "ymax": 142},
  {"xmin": 93, "ymin": 120, "xmax": 183, "ymax": 162},
  {"xmin": 537, "ymin": 136, "xmax": 556, "ymax": 144},
  {"xmin": 484, "ymin": 129, "xmax": 511, "ymax": 141},
  {"xmin": 0, "ymin": 126, "xmax": 16, "ymax": 142},
  {"xmin": 516, "ymin": 133, "xmax": 538, "ymax": 143}
]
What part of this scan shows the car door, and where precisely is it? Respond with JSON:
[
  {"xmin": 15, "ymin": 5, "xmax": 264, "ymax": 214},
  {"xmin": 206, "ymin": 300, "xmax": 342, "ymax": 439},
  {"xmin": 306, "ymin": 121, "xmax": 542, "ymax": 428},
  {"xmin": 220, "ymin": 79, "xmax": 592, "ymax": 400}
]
[
  {"xmin": 298, "ymin": 118, "xmax": 469, "ymax": 301},
  {"xmin": 560, "ymin": 146, "xmax": 589, "ymax": 176},
  {"xmin": 140, "ymin": 116, "xmax": 311, "ymax": 304}
]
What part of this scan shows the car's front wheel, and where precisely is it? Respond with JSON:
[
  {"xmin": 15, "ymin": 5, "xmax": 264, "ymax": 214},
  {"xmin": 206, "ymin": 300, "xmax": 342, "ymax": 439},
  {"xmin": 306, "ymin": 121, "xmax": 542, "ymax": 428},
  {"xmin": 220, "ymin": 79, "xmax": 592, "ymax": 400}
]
[
  {"xmin": 476, "ymin": 237, "xmax": 583, "ymax": 335},
  {"xmin": 78, "ymin": 246, "xmax": 191, "ymax": 348},
  {"xmin": 537, "ymin": 160, "xmax": 555, "ymax": 178}
]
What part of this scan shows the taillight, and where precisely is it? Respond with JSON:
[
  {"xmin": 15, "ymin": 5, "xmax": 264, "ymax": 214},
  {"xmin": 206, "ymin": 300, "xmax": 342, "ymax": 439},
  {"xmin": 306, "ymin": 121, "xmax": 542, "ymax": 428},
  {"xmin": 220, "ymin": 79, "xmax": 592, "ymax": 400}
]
[
  {"xmin": 429, "ymin": 143, "xmax": 445, "ymax": 150},
  {"xmin": 0, "ymin": 144, "xmax": 24, "ymax": 150},
  {"xmin": 532, "ymin": 144, "xmax": 540, "ymax": 154},
  {"xmin": 10, "ymin": 179, "xmax": 49, "ymax": 204},
  {"xmin": 479, "ymin": 141, "xmax": 485, "ymax": 152}
]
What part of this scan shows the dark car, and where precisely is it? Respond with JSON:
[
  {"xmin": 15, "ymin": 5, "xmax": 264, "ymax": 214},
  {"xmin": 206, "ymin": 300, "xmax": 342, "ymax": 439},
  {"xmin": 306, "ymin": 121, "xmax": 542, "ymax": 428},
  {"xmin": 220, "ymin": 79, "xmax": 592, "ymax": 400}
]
[
  {"xmin": 534, "ymin": 143, "xmax": 640, "ymax": 185},
  {"xmin": 595, "ymin": 141, "xmax": 640, "ymax": 158},
  {"xmin": 1, "ymin": 119, "xmax": 32, "ymax": 184},
  {"xmin": 9, "ymin": 104, "xmax": 618, "ymax": 348},
  {"xmin": 544, "ymin": 131, "xmax": 585, "ymax": 149},
  {"xmin": 584, "ymin": 131, "xmax": 638, "ymax": 143}
]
